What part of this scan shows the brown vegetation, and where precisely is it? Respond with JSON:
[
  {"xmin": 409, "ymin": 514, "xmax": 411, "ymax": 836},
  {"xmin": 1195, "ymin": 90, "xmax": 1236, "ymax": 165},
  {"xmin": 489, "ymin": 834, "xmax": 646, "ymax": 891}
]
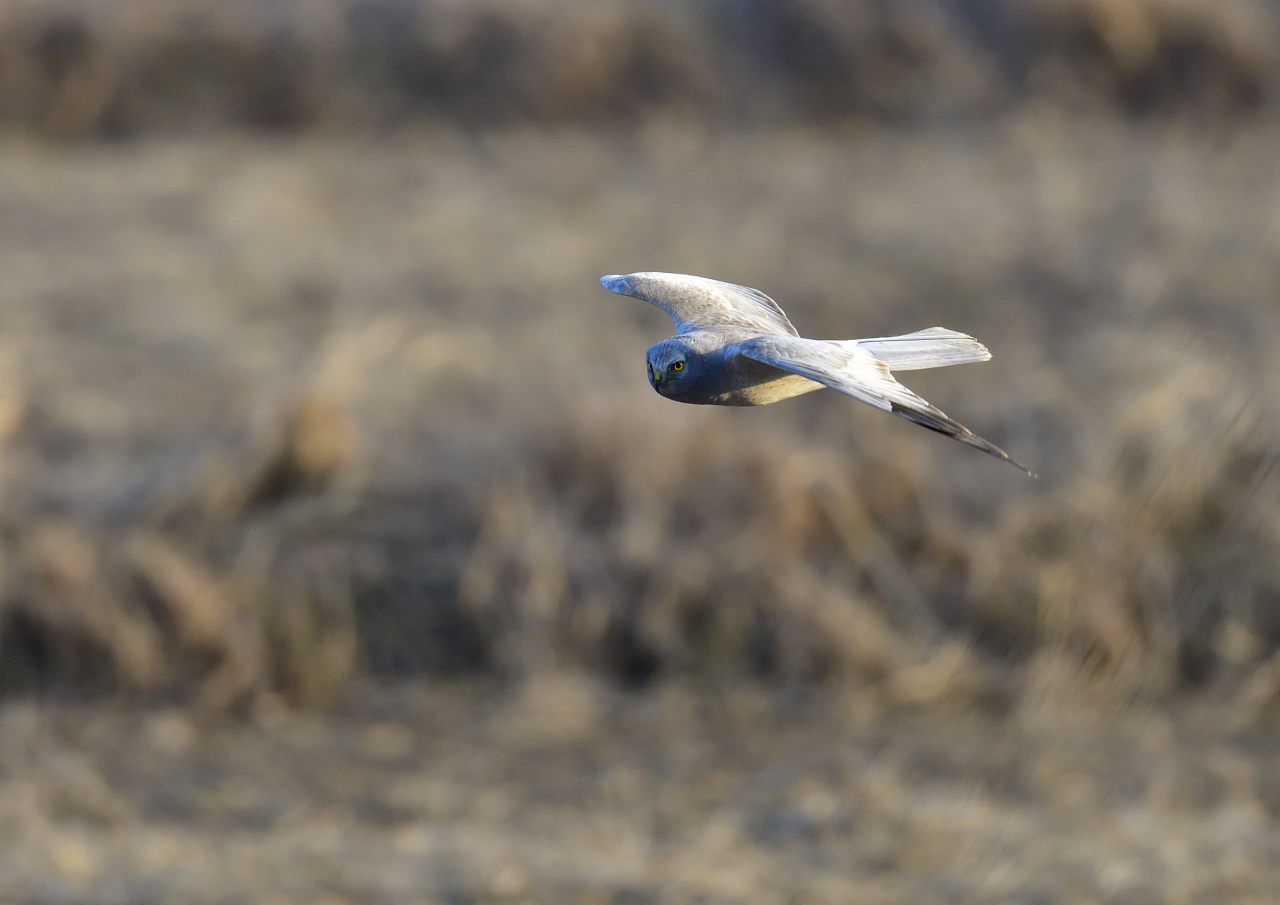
[
  {"xmin": 1, "ymin": 4, "xmax": 1279, "ymax": 900},
  {"xmin": 1, "ymin": 118, "xmax": 1278, "ymax": 715},
  {"xmin": 0, "ymin": 0, "xmax": 1279, "ymax": 139}
]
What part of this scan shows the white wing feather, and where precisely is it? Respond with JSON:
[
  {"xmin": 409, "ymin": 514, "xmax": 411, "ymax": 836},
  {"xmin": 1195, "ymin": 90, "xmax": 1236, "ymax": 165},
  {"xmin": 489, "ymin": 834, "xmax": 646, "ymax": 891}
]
[
  {"xmin": 601, "ymin": 272, "xmax": 798, "ymax": 336},
  {"xmin": 734, "ymin": 334, "xmax": 1031, "ymax": 474}
]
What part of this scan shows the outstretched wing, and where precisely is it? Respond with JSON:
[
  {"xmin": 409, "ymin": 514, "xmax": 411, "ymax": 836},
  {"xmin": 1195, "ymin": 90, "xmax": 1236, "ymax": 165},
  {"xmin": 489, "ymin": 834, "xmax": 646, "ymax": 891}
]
[
  {"xmin": 734, "ymin": 334, "xmax": 1033, "ymax": 474},
  {"xmin": 601, "ymin": 272, "xmax": 799, "ymax": 337}
]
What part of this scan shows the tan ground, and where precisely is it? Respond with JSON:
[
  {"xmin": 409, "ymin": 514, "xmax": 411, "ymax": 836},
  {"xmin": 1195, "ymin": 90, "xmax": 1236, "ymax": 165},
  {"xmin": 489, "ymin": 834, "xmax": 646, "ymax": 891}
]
[
  {"xmin": 1, "ymin": 677, "xmax": 1278, "ymax": 905},
  {"xmin": 2, "ymin": 119, "xmax": 1280, "ymax": 902}
]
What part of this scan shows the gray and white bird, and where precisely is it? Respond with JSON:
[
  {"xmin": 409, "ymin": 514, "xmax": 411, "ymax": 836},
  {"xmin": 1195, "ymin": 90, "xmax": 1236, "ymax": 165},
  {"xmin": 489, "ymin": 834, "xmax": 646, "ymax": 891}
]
[{"xmin": 601, "ymin": 271, "xmax": 1031, "ymax": 474}]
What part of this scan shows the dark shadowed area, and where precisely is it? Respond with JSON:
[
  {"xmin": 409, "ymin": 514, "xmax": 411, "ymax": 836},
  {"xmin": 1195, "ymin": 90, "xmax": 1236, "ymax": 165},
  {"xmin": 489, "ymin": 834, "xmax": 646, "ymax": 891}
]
[{"xmin": 1, "ymin": 1, "xmax": 1279, "ymax": 903}]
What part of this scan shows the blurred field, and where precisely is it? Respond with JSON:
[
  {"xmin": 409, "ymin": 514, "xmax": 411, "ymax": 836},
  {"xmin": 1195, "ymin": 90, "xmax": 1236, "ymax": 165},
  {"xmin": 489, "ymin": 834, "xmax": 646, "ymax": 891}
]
[
  {"xmin": 2, "ymin": 682, "xmax": 1279, "ymax": 904},
  {"xmin": 3, "ymin": 1, "xmax": 1280, "ymax": 902},
  {"xmin": 4, "ymin": 0, "xmax": 1280, "ymax": 137},
  {"xmin": 2, "ymin": 114, "xmax": 1279, "ymax": 904}
]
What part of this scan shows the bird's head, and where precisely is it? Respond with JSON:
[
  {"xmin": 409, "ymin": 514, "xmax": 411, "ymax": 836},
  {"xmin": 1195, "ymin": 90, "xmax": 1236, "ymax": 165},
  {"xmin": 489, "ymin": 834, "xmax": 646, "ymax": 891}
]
[{"xmin": 646, "ymin": 338, "xmax": 698, "ymax": 399}]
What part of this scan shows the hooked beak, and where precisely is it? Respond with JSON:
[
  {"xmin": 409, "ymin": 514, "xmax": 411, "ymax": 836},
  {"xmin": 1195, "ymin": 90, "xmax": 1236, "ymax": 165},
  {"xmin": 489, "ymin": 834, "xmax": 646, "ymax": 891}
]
[{"xmin": 650, "ymin": 364, "xmax": 662, "ymax": 384}]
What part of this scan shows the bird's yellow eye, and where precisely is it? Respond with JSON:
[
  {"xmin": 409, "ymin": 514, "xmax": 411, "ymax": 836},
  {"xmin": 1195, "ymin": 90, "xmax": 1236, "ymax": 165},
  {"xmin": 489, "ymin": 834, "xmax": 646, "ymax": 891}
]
[{"xmin": 671, "ymin": 361, "xmax": 685, "ymax": 372}]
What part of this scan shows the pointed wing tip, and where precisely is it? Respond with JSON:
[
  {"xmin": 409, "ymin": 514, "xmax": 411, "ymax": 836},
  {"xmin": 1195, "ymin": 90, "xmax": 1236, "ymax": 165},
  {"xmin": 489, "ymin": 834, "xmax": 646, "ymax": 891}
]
[
  {"xmin": 979, "ymin": 444, "xmax": 1035, "ymax": 477},
  {"xmin": 995, "ymin": 449, "xmax": 1036, "ymax": 477}
]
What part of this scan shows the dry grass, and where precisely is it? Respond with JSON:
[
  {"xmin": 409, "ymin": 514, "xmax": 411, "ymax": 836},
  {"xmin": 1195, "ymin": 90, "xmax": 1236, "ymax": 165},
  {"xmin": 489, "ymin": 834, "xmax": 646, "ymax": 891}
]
[
  {"xmin": 1, "ymin": 682, "xmax": 1278, "ymax": 904},
  {"xmin": 0, "ymin": 17, "xmax": 1279, "ymax": 899},
  {"xmin": 1, "ymin": 0, "xmax": 1279, "ymax": 139},
  {"xmin": 0, "ymin": 117, "xmax": 1278, "ymax": 718}
]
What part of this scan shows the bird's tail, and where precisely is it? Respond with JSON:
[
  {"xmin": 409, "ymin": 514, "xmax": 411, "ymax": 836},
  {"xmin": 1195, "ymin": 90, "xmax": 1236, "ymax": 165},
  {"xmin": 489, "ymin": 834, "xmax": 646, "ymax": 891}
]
[{"xmin": 848, "ymin": 327, "xmax": 991, "ymax": 372}]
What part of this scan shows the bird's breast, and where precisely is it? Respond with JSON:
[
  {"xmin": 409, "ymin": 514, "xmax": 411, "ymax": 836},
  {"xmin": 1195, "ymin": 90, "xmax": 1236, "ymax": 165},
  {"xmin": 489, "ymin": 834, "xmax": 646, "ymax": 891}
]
[
  {"xmin": 709, "ymin": 373, "xmax": 824, "ymax": 406},
  {"xmin": 685, "ymin": 356, "xmax": 823, "ymax": 406}
]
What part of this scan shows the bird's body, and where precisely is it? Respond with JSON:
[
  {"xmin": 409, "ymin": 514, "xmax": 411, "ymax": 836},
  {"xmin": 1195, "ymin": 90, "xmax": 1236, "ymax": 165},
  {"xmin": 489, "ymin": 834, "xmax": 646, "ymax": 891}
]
[
  {"xmin": 645, "ymin": 329, "xmax": 819, "ymax": 406},
  {"xmin": 601, "ymin": 271, "xmax": 1031, "ymax": 474}
]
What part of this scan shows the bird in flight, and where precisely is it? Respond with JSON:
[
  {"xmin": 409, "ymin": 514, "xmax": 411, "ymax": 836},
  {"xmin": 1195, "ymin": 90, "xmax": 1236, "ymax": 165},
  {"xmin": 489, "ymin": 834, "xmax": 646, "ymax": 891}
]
[{"xmin": 601, "ymin": 271, "xmax": 1032, "ymax": 475}]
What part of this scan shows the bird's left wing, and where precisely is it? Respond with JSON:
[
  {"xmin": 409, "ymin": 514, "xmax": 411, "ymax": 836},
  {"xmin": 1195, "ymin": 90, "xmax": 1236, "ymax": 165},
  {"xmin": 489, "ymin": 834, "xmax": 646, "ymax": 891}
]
[
  {"xmin": 601, "ymin": 272, "xmax": 799, "ymax": 336},
  {"xmin": 734, "ymin": 334, "xmax": 1032, "ymax": 474}
]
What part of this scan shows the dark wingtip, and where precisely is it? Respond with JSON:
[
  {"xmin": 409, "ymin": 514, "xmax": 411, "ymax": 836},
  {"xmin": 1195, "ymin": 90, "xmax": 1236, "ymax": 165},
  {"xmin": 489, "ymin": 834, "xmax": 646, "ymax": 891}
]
[
  {"xmin": 973, "ymin": 444, "xmax": 1036, "ymax": 477},
  {"xmin": 965, "ymin": 438, "xmax": 1036, "ymax": 478},
  {"xmin": 987, "ymin": 441, "xmax": 1036, "ymax": 478},
  {"xmin": 971, "ymin": 443, "xmax": 1037, "ymax": 478},
  {"xmin": 889, "ymin": 401, "xmax": 1035, "ymax": 477}
]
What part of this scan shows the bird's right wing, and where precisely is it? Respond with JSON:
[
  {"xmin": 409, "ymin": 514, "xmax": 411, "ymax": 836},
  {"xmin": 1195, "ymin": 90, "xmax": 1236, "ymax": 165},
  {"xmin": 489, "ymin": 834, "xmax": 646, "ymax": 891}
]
[
  {"xmin": 734, "ymin": 334, "xmax": 1032, "ymax": 474},
  {"xmin": 600, "ymin": 272, "xmax": 799, "ymax": 336}
]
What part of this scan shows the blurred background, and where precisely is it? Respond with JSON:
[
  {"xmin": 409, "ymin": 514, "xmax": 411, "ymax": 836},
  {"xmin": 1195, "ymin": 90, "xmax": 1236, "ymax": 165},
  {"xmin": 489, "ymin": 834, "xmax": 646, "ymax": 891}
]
[{"xmin": 2, "ymin": 0, "xmax": 1280, "ymax": 902}]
